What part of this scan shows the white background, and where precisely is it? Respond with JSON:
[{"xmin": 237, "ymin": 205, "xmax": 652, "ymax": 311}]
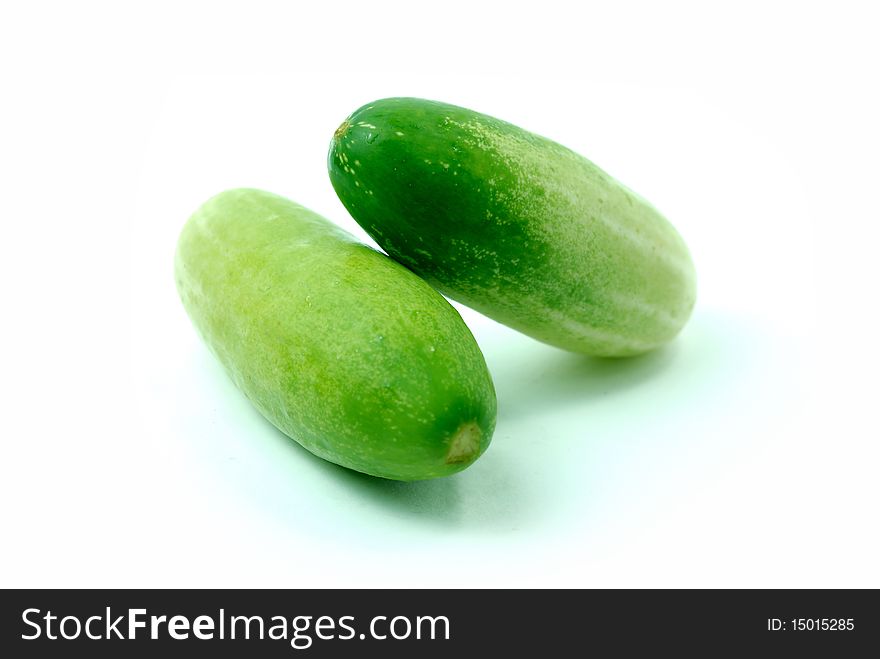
[{"xmin": 2, "ymin": 2, "xmax": 878, "ymax": 587}]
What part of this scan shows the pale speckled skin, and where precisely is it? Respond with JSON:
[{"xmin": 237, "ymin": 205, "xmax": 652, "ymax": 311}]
[
  {"xmin": 328, "ymin": 98, "xmax": 697, "ymax": 356},
  {"xmin": 174, "ymin": 189, "xmax": 496, "ymax": 481}
]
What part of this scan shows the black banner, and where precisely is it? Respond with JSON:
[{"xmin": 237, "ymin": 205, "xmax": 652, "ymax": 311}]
[{"xmin": 1, "ymin": 589, "xmax": 877, "ymax": 656}]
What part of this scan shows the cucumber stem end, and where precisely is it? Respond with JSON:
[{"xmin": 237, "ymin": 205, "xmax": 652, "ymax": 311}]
[
  {"xmin": 445, "ymin": 421, "xmax": 481, "ymax": 464},
  {"xmin": 334, "ymin": 120, "xmax": 350, "ymax": 141}
]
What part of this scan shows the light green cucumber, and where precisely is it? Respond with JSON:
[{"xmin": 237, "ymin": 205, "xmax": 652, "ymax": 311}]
[
  {"xmin": 328, "ymin": 98, "xmax": 697, "ymax": 357},
  {"xmin": 174, "ymin": 188, "xmax": 496, "ymax": 481}
]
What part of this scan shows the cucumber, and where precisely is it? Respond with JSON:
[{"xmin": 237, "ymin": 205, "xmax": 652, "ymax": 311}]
[
  {"xmin": 328, "ymin": 98, "xmax": 697, "ymax": 357},
  {"xmin": 174, "ymin": 188, "xmax": 496, "ymax": 481}
]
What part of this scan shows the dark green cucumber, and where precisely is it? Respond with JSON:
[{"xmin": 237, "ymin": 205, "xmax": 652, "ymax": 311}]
[
  {"xmin": 175, "ymin": 188, "xmax": 496, "ymax": 481},
  {"xmin": 328, "ymin": 98, "xmax": 697, "ymax": 357}
]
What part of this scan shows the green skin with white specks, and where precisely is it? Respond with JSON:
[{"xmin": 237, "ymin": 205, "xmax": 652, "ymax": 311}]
[
  {"xmin": 329, "ymin": 98, "xmax": 697, "ymax": 357},
  {"xmin": 175, "ymin": 189, "xmax": 496, "ymax": 481}
]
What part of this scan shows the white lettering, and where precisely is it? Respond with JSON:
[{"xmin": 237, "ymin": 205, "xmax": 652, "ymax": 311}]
[
  {"xmin": 129, "ymin": 608, "xmax": 147, "ymax": 639},
  {"xmin": 85, "ymin": 615, "xmax": 102, "ymax": 640},
  {"xmin": 167, "ymin": 615, "xmax": 190, "ymax": 640},
  {"xmin": 21, "ymin": 608, "xmax": 41, "ymax": 640},
  {"xmin": 192, "ymin": 615, "xmax": 214, "ymax": 640},
  {"xmin": 106, "ymin": 608, "xmax": 124, "ymax": 639}
]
